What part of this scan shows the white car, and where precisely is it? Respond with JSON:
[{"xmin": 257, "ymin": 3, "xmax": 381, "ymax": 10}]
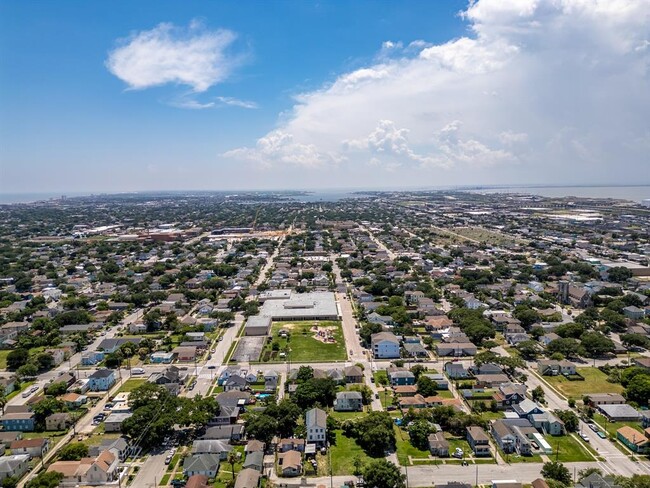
[{"xmin": 580, "ymin": 433, "xmax": 590, "ymax": 442}]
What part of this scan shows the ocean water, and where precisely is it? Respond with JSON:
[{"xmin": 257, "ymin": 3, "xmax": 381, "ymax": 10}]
[
  {"xmin": 465, "ymin": 185, "xmax": 650, "ymax": 202},
  {"xmin": 0, "ymin": 192, "xmax": 93, "ymax": 204}
]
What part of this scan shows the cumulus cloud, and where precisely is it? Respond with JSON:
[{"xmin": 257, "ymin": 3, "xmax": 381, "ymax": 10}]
[
  {"xmin": 225, "ymin": 0, "xmax": 650, "ymax": 185},
  {"xmin": 106, "ymin": 20, "xmax": 241, "ymax": 92}
]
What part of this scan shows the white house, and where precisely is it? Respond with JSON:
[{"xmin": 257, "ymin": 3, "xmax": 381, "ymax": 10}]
[
  {"xmin": 371, "ymin": 332, "xmax": 400, "ymax": 359},
  {"xmin": 306, "ymin": 408, "xmax": 327, "ymax": 445}
]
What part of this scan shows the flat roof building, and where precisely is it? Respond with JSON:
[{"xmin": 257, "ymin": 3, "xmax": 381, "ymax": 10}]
[{"xmin": 259, "ymin": 292, "xmax": 340, "ymax": 321}]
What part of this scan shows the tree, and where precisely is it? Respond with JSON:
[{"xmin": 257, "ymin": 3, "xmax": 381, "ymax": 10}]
[
  {"xmin": 516, "ymin": 340, "xmax": 540, "ymax": 359},
  {"xmin": 542, "ymin": 461, "xmax": 572, "ymax": 485},
  {"xmin": 547, "ymin": 338, "xmax": 582, "ymax": 358},
  {"xmin": 408, "ymin": 419, "xmax": 432, "ymax": 450},
  {"xmin": 343, "ymin": 412, "xmax": 395, "ymax": 457},
  {"xmin": 362, "ymin": 459, "xmax": 406, "ymax": 488},
  {"xmin": 59, "ymin": 442, "xmax": 89, "ymax": 461},
  {"xmin": 35, "ymin": 352, "xmax": 54, "ymax": 371},
  {"xmin": 417, "ymin": 376, "xmax": 438, "ymax": 397},
  {"xmin": 45, "ymin": 381, "xmax": 69, "ymax": 396},
  {"xmin": 227, "ymin": 451, "xmax": 238, "ymax": 480},
  {"xmin": 554, "ymin": 410, "xmax": 578, "ymax": 432},
  {"xmin": 579, "ymin": 332, "xmax": 615, "ymax": 358},
  {"xmin": 296, "ymin": 366, "xmax": 314, "ymax": 382},
  {"xmin": 25, "ymin": 472, "xmax": 64, "ymax": 488},
  {"xmin": 293, "ymin": 377, "xmax": 336, "ymax": 409},
  {"xmin": 265, "ymin": 399, "xmax": 302, "ymax": 438},
  {"xmin": 2, "ymin": 476, "xmax": 17, "ymax": 488},
  {"xmin": 532, "ymin": 386, "xmax": 545, "ymax": 403},
  {"xmin": 608, "ymin": 266, "xmax": 632, "ymax": 283},
  {"xmin": 245, "ymin": 413, "xmax": 278, "ymax": 445},
  {"xmin": 615, "ymin": 475, "xmax": 650, "ymax": 488},
  {"xmin": 626, "ymin": 375, "xmax": 650, "ymax": 406},
  {"xmin": 410, "ymin": 364, "xmax": 426, "ymax": 381},
  {"xmin": 6, "ymin": 349, "xmax": 29, "ymax": 370}
]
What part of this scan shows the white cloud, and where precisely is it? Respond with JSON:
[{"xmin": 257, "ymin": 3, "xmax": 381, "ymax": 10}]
[
  {"xmin": 215, "ymin": 97, "xmax": 258, "ymax": 109},
  {"xmin": 106, "ymin": 20, "xmax": 240, "ymax": 92},
  {"xmin": 224, "ymin": 0, "xmax": 650, "ymax": 185}
]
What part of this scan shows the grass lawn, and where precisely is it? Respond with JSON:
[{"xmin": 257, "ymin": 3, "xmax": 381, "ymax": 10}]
[
  {"xmin": 445, "ymin": 436, "xmax": 473, "ymax": 458},
  {"xmin": 6, "ymin": 381, "xmax": 35, "ymax": 401},
  {"xmin": 329, "ymin": 409, "xmax": 368, "ymax": 421},
  {"xmin": 213, "ymin": 445, "xmax": 245, "ymax": 487},
  {"xmin": 593, "ymin": 413, "xmax": 645, "ymax": 438},
  {"xmin": 478, "ymin": 410, "xmax": 505, "ymax": 421},
  {"xmin": 545, "ymin": 433, "xmax": 598, "ymax": 462},
  {"xmin": 373, "ymin": 370, "xmax": 388, "ymax": 386},
  {"xmin": 0, "ymin": 350, "xmax": 10, "ymax": 369},
  {"xmin": 394, "ymin": 425, "xmax": 430, "ymax": 465},
  {"xmin": 81, "ymin": 432, "xmax": 121, "ymax": 447},
  {"xmin": 329, "ymin": 429, "xmax": 373, "ymax": 475},
  {"xmin": 118, "ymin": 379, "xmax": 147, "ymax": 393},
  {"xmin": 497, "ymin": 446, "xmax": 543, "ymax": 464},
  {"xmin": 435, "ymin": 389, "xmax": 455, "ymax": 399},
  {"xmin": 159, "ymin": 474, "xmax": 170, "ymax": 486},
  {"xmin": 261, "ymin": 321, "xmax": 346, "ymax": 362},
  {"xmin": 544, "ymin": 367, "xmax": 624, "ymax": 399}
]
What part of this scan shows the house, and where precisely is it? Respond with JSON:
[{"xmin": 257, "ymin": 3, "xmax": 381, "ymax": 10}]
[
  {"xmin": 245, "ymin": 440, "xmax": 265, "ymax": 455},
  {"xmin": 491, "ymin": 419, "xmax": 534, "ymax": 455},
  {"xmin": 598, "ymin": 404, "xmax": 641, "ymax": 422},
  {"xmin": 334, "ymin": 391, "xmax": 363, "ymax": 412},
  {"xmin": 0, "ymin": 432, "xmax": 22, "ymax": 449},
  {"xmin": 399, "ymin": 394, "xmax": 427, "ymax": 410},
  {"xmin": 98, "ymin": 338, "xmax": 142, "ymax": 354},
  {"xmin": 45, "ymin": 348, "xmax": 66, "ymax": 366},
  {"xmin": 404, "ymin": 342, "xmax": 429, "ymax": 358},
  {"xmin": 88, "ymin": 369, "xmax": 116, "ymax": 391},
  {"xmin": 186, "ymin": 475, "xmax": 211, "ymax": 488},
  {"xmin": 576, "ymin": 474, "xmax": 622, "ymax": 488},
  {"xmin": 584, "ymin": 393, "xmax": 626, "ymax": 406},
  {"xmin": 224, "ymin": 375, "xmax": 248, "ymax": 392},
  {"xmin": 623, "ymin": 306, "xmax": 645, "ymax": 320},
  {"xmin": 616, "ymin": 426, "xmax": 650, "ymax": 453},
  {"xmin": 278, "ymin": 450, "xmax": 302, "ymax": 477},
  {"xmin": 344, "ymin": 365, "xmax": 364, "ymax": 383},
  {"xmin": 444, "ymin": 362, "xmax": 469, "ymax": 379},
  {"xmin": 428, "ymin": 432, "xmax": 450, "ymax": 457},
  {"xmin": 466, "ymin": 426, "xmax": 491, "ymax": 457},
  {"xmin": 277, "ymin": 438, "xmax": 305, "ymax": 453},
  {"xmin": 388, "ymin": 369, "xmax": 416, "ymax": 386},
  {"xmin": 202, "ymin": 425, "xmax": 245, "ymax": 442},
  {"xmin": 235, "ymin": 468, "xmax": 262, "ymax": 488},
  {"xmin": 191, "ymin": 440, "xmax": 232, "ymax": 459},
  {"xmin": 150, "ymin": 351, "xmax": 175, "ymax": 364},
  {"xmin": 45, "ymin": 413, "xmax": 72, "ymax": 431},
  {"xmin": 173, "ymin": 346, "xmax": 197, "ymax": 362},
  {"xmin": 529, "ymin": 412, "xmax": 565, "ymax": 436},
  {"xmin": 81, "ymin": 351, "xmax": 105, "ymax": 366},
  {"xmin": 60, "ymin": 392, "xmax": 87, "ymax": 408},
  {"xmin": 437, "ymin": 342, "xmax": 477, "ymax": 357},
  {"xmin": 0, "ymin": 375, "xmax": 16, "ymax": 395},
  {"xmin": 10, "ymin": 438, "xmax": 50, "ymax": 458},
  {"xmin": 306, "ymin": 408, "xmax": 327, "ymax": 445},
  {"xmin": 47, "ymin": 449, "xmax": 119, "ymax": 485},
  {"xmin": 0, "ymin": 455, "xmax": 30, "ymax": 483},
  {"xmin": 88, "ymin": 437, "xmax": 132, "ymax": 461},
  {"xmin": 512, "ymin": 399, "xmax": 543, "ymax": 418},
  {"xmin": 105, "ymin": 413, "xmax": 133, "ymax": 433},
  {"xmin": 183, "ymin": 453, "xmax": 221, "ymax": 477},
  {"xmin": 422, "ymin": 373, "xmax": 449, "ymax": 389},
  {"xmin": 475, "ymin": 374, "xmax": 510, "ymax": 388},
  {"xmin": 371, "ymin": 332, "xmax": 401, "ymax": 359},
  {"xmin": 393, "ymin": 385, "xmax": 418, "ymax": 397},
  {"xmin": 242, "ymin": 450, "xmax": 264, "ymax": 472},
  {"xmin": 493, "ymin": 383, "xmax": 526, "ymax": 407},
  {"xmin": 537, "ymin": 360, "xmax": 576, "ymax": 376},
  {"xmin": 0, "ymin": 412, "xmax": 35, "ymax": 432}
]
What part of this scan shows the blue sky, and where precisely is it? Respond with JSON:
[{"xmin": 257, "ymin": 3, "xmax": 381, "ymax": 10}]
[{"xmin": 1, "ymin": 0, "xmax": 649, "ymax": 193}]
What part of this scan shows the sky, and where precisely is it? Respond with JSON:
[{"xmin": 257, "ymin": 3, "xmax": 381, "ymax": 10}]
[{"xmin": 1, "ymin": 0, "xmax": 649, "ymax": 194}]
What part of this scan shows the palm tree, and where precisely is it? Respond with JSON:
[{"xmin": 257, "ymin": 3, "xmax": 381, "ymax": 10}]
[{"xmin": 227, "ymin": 451, "xmax": 238, "ymax": 480}]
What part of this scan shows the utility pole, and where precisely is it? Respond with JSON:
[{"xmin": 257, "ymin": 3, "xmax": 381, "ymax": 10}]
[{"xmin": 476, "ymin": 463, "xmax": 479, "ymax": 487}]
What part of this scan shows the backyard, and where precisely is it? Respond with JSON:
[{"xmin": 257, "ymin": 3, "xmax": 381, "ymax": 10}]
[
  {"xmin": 260, "ymin": 321, "xmax": 346, "ymax": 362},
  {"xmin": 326, "ymin": 430, "xmax": 374, "ymax": 476},
  {"xmin": 543, "ymin": 367, "xmax": 624, "ymax": 399},
  {"xmin": 117, "ymin": 378, "xmax": 147, "ymax": 393}
]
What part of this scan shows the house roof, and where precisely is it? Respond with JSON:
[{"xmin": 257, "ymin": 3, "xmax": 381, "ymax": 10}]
[
  {"xmin": 305, "ymin": 408, "xmax": 327, "ymax": 429},
  {"xmin": 185, "ymin": 475, "xmax": 210, "ymax": 488},
  {"xmin": 234, "ymin": 468, "xmax": 261, "ymax": 488}
]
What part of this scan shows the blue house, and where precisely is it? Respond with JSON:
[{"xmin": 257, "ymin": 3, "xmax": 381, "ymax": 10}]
[
  {"xmin": 388, "ymin": 370, "xmax": 416, "ymax": 386},
  {"xmin": 150, "ymin": 352, "xmax": 175, "ymax": 364},
  {"xmin": 88, "ymin": 369, "xmax": 116, "ymax": 391},
  {"xmin": 0, "ymin": 412, "xmax": 35, "ymax": 432},
  {"xmin": 81, "ymin": 351, "xmax": 105, "ymax": 366}
]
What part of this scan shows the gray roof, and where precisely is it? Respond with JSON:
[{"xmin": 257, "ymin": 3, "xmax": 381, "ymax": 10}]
[
  {"xmin": 598, "ymin": 403, "xmax": 641, "ymax": 419},
  {"xmin": 183, "ymin": 453, "xmax": 221, "ymax": 472},
  {"xmin": 245, "ymin": 315, "xmax": 272, "ymax": 330},
  {"xmin": 305, "ymin": 408, "xmax": 327, "ymax": 429},
  {"xmin": 0, "ymin": 455, "xmax": 29, "ymax": 474},
  {"xmin": 191, "ymin": 440, "xmax": 233, "ymax": 455},
  {"xmin": 242, "ymin": 450, "xmax": 264, "ymax": 470},
  {"xmin": 259, "ymin": 291, "xmax": 339, "ymax": 319}
]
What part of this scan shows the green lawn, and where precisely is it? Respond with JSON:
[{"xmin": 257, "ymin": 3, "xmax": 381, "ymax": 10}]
[
  {"xmin": 395, "ymin": 426, "xmax": 430, "ymax": 465},
  {"xmin": 118, "ymin": 379, "xmax": 147, "ymax": 393},
  {"xmin": 0, "ymin": 350, "xmax": 10, "ymax": 370},
  {"xmin": 544, "ymin": 433, "xmax": 598, "ymax": 462},
  {"xmin": 435, "ymin": 389, "xmax": 455, "ymax": 399},
  {"xmin": 373, "ymin": 370, "xmax": 388, "ymax": 386},
  {"xmin": 329, "ymin": 429, "xmax": 373, "ymax": 475},
  {"xmin": 329, "ymin": 409, "xmax": 368, "ymax": 421},
  {"xmin": 544, "ymin": 367, "xmax": 624, "ymax": 398},
  {"xmin": 478, "ymin": 410, "xmax": 505, "ymax": 421},
  {"xmin": 261, "ymin": 321, "xmax": 346, "ymax": 362},
  {"xmin": 593, "ymin": 413, "xmax": 645, "ymax": 438},
  {"xmin": 214, "ymin": 445, "xmax": 244, "ymax": 487}
]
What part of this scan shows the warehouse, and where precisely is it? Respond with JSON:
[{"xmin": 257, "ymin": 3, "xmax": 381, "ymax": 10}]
[{"xmin": 259, "ymin": 291, "xmax": 340, "ymax": 321}]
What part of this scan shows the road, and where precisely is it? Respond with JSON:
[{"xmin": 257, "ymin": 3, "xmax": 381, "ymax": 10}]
[
  {"xmin": 9, "ymin": 309, "xmax": 143, "ymax": 407},
  {"xmin": 359, "ymin": 225, "xmax": 396, "ymax": 260}
]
